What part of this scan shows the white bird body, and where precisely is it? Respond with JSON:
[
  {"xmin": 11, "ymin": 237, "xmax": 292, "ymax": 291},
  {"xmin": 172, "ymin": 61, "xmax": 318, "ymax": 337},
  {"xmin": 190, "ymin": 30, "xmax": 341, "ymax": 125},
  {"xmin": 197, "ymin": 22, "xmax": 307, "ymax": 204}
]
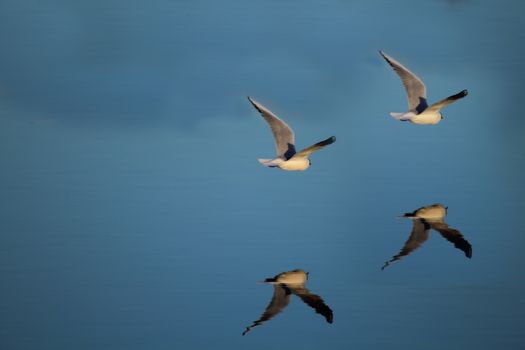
[
  {"xmin": 260, "ymin": 156, "xmax": 310, "ymax": 171},
  {"xmin": 390, "ymin": 111, "xmax": 442, "ymax": 125},
  {"xmin": 266, "ymin": 269, "xmax": 309, "ymax": 285},
  {"xmin": 405, "ymin": 203, "xmax": 448, "ymax": 221},
  {"xmin": 380, "ymin": 51, "xmax": 468, "ymax": 125},
  {"xmin": 248, "ymin": 97, "xmax": 335, "ymax": 171}
]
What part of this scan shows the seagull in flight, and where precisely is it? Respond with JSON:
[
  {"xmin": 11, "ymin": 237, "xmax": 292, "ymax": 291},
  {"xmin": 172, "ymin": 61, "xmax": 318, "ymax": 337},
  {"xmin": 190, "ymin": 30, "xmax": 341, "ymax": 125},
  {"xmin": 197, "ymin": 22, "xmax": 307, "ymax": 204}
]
[
  {"xmin": 382, "ymin": 204, "xmax": 472, "ymax": 270},
  {"xmin": 242, "ymin": 269, "xmax": 333, "ymax": 335},
  {"xmin": 247, "ymin": 97, "xmax": 336, "ymax": 171},
  {"xmin": 379, "ymin": 51, "xmax": 468, "ymax": 124}
]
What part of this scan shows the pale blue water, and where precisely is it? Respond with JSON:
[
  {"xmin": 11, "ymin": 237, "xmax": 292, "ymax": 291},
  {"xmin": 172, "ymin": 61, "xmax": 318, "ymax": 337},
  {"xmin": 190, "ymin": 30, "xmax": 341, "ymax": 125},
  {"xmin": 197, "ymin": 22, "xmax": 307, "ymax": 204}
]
[{"xmin": 1, "ymin": 1, "xmax": 525, "ymax": 349}]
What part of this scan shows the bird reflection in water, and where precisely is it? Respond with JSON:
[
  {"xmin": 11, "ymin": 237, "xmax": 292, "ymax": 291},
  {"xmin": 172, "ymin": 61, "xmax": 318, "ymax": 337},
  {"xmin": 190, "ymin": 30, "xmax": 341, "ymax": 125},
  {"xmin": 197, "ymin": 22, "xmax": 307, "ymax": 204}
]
[
  {"xmin": 242, "ymin": 269, "xmax": 333, "ymax": 336},
  {"xmin": 382, "ymin": 204, "xmax": 472, "ymax": 270}
]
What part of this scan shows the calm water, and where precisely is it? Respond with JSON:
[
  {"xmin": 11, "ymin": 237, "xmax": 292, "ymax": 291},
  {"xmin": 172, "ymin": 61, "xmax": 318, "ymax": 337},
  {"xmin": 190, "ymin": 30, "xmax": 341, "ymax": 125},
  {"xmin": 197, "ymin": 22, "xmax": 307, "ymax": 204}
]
[{"xmin": 1, "ymin": 0, "xmax": 525, "ymax": 349}]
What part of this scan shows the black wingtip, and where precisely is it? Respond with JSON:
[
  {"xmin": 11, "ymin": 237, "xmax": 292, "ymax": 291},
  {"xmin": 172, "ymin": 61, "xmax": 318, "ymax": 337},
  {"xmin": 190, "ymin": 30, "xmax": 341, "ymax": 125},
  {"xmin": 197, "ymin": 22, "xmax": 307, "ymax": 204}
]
[
  {"xmin": 379, "ymin": 51, "xmax": 396, "ymax": 68},
  {"xmin": 379, "ymin": 50, "xmax": 391, "ymax": 62},
  {"xmin": 449, "ymin": 89, "xmax": 469, "ymax": 100},
  {"xmin": 317, "ymin": 136, "xmax": 336, "ymax": 147},
  {"xmin": 247, "ymin": 96, "xmax": 262, "ymax": 113}
]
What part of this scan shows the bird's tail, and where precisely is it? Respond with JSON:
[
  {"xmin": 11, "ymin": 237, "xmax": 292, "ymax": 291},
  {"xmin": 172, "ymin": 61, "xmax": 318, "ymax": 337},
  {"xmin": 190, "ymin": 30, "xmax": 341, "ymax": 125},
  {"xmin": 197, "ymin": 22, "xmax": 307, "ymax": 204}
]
[
  {"xmin": 258, "ymin": 158, "xmax": 283, "ymax": 167},
  {"xmin": 256, "ymin": 278, "xmax": 277, "ymax": 285},
  {"xmin": 399, "ymin": 211, "xmax": 417, "ymax": 218},
  {"xmin": 390, "ymin": 112, "xmax": 414, "ymax": 121},
  {"xmin": 263, "ymin": 277, "xmax": 277, "ymax": 283}
]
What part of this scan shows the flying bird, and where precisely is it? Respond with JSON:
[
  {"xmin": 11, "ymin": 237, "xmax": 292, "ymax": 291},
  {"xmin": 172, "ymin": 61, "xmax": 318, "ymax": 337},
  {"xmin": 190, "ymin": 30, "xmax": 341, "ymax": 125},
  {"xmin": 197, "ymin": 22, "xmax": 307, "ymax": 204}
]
[
  {"xmin": 247, "ymin": 97, "xmax": 336, "ymax": 171},
  {"xmin": 379, "ymin": 51, "xmax": 468, "ymax": 124},
  {"xmin": 382, "ymin": 204, "xmax": 472, "ymax": 270},
  {"xmin": 242, "ymin": 269, "xmax": 333, "ymax": 336}
]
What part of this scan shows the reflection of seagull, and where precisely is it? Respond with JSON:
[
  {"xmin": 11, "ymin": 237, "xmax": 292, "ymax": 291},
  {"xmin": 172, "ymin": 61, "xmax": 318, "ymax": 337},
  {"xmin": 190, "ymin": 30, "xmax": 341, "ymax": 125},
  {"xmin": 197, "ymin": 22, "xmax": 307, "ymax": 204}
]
[
  {"xmin": 382, "ymin": 204, "xmax": 472, "ymax": 270},
  {"xmin": 381, "ymin": 219, "xmax": 431, "ymax": 271},
  {"xmin": 247, "ymin": 97, "xmax": 336, "ymax": 171},
  {"xmin": 379, "ymin": 51, "xmax": 468, "ymax": 125},
  {"xmin": 242, "ymin": 269, "xmax": 333, "ymax": 336}
]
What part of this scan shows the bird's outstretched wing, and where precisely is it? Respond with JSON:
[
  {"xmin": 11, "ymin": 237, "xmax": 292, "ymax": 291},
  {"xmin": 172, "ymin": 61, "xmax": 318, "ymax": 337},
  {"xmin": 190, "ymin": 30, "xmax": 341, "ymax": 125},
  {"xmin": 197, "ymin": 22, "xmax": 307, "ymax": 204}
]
[
  {"xmin": 247, "ymin": 97, "xmax": 296, "ymax": 160},
  {"xmin": 294, "ymin": 136, "xmax": 336, "ymax": 158},
  {"xmin": 242, "ymin": 284, "xmax": 291, "ymax": 336},
  {"xmin": 430, "ymin": 221, "xmax": 472, "ymax": 258},
  {"xmin": 425, "ymin": 90, "xmax": 468, "ymax": 113},
  {"xmin": 382, "ymin": 219, "xmax": 431, "ymax": 270},
  {"xmin": 288, "ymin": 285, "xmax": 333, "ymax": 324},
  {"xmin": 379, "ymin": 51, "xmax": 428, "ymax": 114}
]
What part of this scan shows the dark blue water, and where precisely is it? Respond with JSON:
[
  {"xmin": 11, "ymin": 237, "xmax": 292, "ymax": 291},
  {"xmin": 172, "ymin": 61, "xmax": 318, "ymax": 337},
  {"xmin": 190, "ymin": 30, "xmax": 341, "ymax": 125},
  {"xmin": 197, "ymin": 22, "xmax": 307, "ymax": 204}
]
[{"xmin": 1, "ymin": 1, "xmax": 524, "ymax": 349}]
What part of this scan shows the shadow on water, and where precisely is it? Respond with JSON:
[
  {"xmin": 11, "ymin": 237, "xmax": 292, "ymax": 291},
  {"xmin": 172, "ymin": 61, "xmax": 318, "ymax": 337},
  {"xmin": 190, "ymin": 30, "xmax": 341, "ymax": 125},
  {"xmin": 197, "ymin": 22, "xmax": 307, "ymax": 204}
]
[
  {"xmin": 242, "ymin": 269, "xmax": 333, "ymax": 336},
  {"xmin": 382, "ymin": 204, "xmax": 473, "ymax": 270}
]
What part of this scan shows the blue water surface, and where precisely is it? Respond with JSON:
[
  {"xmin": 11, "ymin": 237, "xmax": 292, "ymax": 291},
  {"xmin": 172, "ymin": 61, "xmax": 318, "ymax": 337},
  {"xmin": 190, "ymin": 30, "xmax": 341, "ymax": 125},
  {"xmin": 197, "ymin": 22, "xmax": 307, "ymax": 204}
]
[{"xmin": 1, "ymin": 1, "xmax": 524, "ymax": 349}]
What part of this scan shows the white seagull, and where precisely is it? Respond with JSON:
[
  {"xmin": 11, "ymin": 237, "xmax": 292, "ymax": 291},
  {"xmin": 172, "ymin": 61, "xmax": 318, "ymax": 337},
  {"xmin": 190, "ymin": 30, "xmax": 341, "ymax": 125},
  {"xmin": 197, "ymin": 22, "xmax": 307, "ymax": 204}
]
[
  {"xmin": 247, "ymin": 97, "xmax": 336, "ymax": 171},
  {"xmin": 379, "ymin": 51, "xmax": 468, "ymax": 124}
]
